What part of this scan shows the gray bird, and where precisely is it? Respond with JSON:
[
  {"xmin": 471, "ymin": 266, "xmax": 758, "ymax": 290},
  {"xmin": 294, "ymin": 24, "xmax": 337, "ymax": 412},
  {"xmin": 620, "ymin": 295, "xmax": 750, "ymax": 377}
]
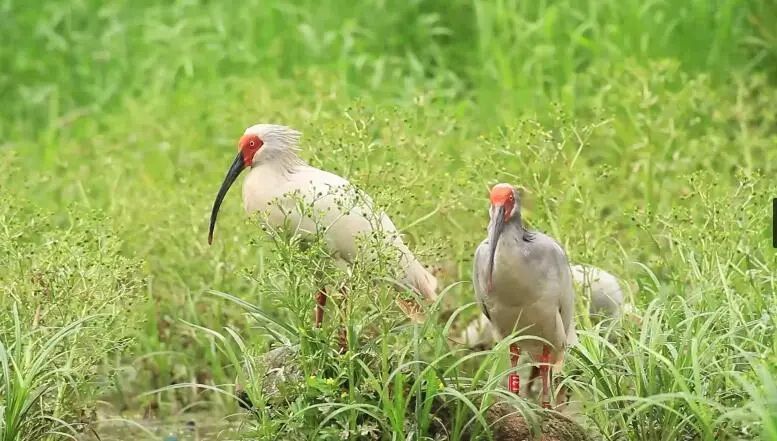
[
  {"xmin": 472, "ymin": 183, "xmax": 577, "ymax": 408},
  {"xmin": 461, "ymin": 264, "xmax": 635, "ymax": 350}
]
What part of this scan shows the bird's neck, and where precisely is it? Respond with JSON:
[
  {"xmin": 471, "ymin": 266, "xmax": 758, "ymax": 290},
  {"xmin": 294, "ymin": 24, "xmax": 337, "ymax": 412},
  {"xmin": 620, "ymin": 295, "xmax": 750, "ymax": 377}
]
[
  {"xmin": 506, "ymin": 214, "xmax": 533, "ymax": 239},
  {"xmin": 507, "ymin": 211, "xmax": 523, "ymax": 231}
]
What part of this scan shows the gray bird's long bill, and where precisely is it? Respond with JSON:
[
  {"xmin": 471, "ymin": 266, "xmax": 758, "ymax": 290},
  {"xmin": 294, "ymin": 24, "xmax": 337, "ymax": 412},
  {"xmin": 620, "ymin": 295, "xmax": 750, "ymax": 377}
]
[
  {"xmin": 208, "ymin": 152, "xmax": 245, "ymax": 245},
  {"xmin": 486, "ymin": 205, "xmax": 505, "ymax": 291}
]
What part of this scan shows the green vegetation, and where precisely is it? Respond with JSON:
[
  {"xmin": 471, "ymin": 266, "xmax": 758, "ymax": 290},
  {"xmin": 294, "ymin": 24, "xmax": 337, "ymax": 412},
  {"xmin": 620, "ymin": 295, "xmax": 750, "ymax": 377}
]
[
  {"xmin": 0, "ymin": 193, "xmax": 143, "ymax": 439},
  {"xmin": 1, "ymin": 0, "xmax": 775, "ymax": 439}
]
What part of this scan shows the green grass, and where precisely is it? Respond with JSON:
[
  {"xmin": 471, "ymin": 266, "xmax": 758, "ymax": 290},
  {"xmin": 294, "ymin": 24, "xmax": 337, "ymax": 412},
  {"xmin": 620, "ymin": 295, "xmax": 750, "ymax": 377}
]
[
  {"xmin": 1, "ymin": 0, "xmax": 776, "ymax": 439},
  {"xmin": 0, "ymin": 306, "xmax": 97, "ymax": 441}
]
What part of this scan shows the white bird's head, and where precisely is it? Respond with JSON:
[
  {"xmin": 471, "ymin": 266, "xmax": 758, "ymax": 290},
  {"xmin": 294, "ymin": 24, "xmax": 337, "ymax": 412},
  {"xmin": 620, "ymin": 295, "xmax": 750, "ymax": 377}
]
[
  {"xmin": 207, "ymin": 124, "xmax": 301, "ymax": 244},
  {"xmin": 485, "ymin": 183, "xmax": 522, "ymax": 291},
  {"xmin": 238, "ymin": 124, "xmax": 302, "ymax": 167}
]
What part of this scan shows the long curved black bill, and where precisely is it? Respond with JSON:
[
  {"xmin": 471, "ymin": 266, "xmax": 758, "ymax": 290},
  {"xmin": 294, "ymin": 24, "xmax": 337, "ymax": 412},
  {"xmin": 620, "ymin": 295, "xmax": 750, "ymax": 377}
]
[
  {"xmin": 208, "ymin": 152, "xmax": 245, "ymax": 245},
  {"xmin": 486, "ymin": 205, "xmax": 505, "ymax": 292}
]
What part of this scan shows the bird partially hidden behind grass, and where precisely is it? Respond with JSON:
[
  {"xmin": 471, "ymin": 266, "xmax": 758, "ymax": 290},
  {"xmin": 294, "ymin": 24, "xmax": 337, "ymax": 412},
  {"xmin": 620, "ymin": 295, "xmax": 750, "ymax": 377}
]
[
  {"xmin": 461, "ymin": 264, "xmax": 635, "ymax": 349},
  {"xmin": 472, "ymin": 183, "xmax": 577, "ymax": 409},
  {"xmin": 460, "ymin": 262, "xmax": 638, "ymax": 403},
  {"xmin": 207, "ymin": 124, "xmax": 438, "ymax": 353}
]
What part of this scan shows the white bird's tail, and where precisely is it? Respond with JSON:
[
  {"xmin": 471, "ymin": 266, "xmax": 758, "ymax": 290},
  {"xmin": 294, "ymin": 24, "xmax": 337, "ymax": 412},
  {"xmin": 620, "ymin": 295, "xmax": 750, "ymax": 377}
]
[
  {"xmin": 374, "ymin": 212, "xmax": 438, "ymax": 320},
  {"xmin": 393, "ymin": 253, "xmax": 438, "ymax": 323},
  {"xmin": 402, "ymin": 255, "xmax": 438, "ymax": 301}
]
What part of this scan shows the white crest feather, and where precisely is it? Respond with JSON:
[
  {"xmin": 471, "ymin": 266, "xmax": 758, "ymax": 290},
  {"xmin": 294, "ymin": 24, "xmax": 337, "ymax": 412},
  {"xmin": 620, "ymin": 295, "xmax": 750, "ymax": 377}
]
[
  {"xmin": 243, "ymin": 124, "xmax": 304, "ymax": 169},
  {"xmin": 244, "ymin": 124, "xmax": 302, "ymax": 151}
]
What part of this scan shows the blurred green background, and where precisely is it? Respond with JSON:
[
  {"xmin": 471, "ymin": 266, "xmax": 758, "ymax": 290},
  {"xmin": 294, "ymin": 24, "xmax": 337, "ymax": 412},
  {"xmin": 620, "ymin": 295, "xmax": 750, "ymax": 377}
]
[{"xmin": 1, "ymin": 0, "xmax": 776, "ymax": 439}]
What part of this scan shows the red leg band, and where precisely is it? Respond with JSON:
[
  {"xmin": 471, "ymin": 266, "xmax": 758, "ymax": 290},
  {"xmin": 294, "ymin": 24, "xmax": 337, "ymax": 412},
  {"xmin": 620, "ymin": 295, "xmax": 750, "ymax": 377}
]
[{"xmin": 509, "ymin": 374, "xmax": 520, "ymax": 394}]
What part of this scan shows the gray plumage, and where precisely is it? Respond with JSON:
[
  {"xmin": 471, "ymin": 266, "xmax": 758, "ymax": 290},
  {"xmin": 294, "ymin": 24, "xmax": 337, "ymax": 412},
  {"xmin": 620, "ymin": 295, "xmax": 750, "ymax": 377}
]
[
  {"xmin": 472, "ymin": 183, "xmax": 577, "ymax": 364},
  {"xmin": 462, "ymin": 264, "xmax": 629, "ymax": 349}
]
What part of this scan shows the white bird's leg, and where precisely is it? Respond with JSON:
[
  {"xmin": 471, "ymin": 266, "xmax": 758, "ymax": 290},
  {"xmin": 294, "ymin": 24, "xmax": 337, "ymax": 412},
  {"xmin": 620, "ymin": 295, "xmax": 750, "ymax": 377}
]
[
  {"xmin": 528, "ymin": 365, "xmax": 540, "ymax": 394},
  {"xmin": 508, "ymin": 343, "xmax": 521, "ymax": 394},
  {"xmin": 314, "ymin": 286, "xmax": 347, "ymax": 354},
  {"xmin": 539, "ymin": 345, "xmax": 552, "ymax": 409},
  {"xmin": 314, "ymin": 288, "xmax": 327, "ymax": 328},
  {"xmin": 554, "ymin": 372, "xmax": 570, "ymax": 410},
  {"xmin": 337, "ymin": 286, "xmax": 348, "ymax": 354}
]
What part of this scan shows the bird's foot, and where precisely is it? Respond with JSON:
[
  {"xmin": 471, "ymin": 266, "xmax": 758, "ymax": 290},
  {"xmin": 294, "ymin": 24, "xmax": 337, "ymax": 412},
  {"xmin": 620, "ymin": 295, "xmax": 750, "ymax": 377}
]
[
  {"xmin": 541, "ymin": 401, "xmax": 551, "ymax": 409},
  {"xmin": 337, "ymin": 328, "xmax": 347, "ymax": 355}
]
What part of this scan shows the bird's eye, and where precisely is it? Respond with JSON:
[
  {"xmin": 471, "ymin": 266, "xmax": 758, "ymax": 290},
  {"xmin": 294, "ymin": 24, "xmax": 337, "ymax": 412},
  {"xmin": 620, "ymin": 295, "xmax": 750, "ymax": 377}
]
[{"xmin": 249, "ymin": 140, "xmax": 256, "ymax": 147}]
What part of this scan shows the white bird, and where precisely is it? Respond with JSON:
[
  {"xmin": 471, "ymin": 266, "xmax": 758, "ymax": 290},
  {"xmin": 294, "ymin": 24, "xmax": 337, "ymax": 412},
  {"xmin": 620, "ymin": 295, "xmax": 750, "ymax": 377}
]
[
  {"xmin": 472, "ymin": 183, "xmax": 577, "ymax": 408},
  {"xmin": 208, "ymin": 124, "xmax": 438, "ymax": 349},
  {"xmin": 570, "ymin": 264, "xmax": 626, "ymax": 320}
]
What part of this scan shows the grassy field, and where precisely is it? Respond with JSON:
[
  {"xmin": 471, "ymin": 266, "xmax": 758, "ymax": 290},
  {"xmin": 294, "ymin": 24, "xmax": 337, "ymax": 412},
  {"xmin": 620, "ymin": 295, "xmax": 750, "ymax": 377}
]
[{"xmin": 1, "ymin": 0, "xmax": 776, "ymax": 439}]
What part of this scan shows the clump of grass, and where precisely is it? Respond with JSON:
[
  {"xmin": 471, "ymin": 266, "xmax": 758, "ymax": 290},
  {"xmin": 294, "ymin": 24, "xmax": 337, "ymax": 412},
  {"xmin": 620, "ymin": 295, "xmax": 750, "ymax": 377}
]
[
  {"xmin": 169, "ymin": 209, "xmax": 552, "ymax": 440},
  {"xmin": 0, "ymin": 306, "xmax": 97, "ymax": 441},
  {"xmin": 567, "ymin": 172, "xmax": 776, "ymax": 440},
  {"xmin": 0, "ymin": 188, "xmax": 144, "ymax": 439}
]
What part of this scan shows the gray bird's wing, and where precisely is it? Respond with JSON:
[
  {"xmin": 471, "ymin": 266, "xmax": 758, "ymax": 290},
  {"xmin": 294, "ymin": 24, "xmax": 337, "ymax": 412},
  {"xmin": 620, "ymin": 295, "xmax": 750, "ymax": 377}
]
[
  {"xmin": 472, "ymin": 240, "xmax": 491, "ymax": 321},
  {"xmin": 522, "ymin": 231, "xmax": 577, "ymax": 346}
]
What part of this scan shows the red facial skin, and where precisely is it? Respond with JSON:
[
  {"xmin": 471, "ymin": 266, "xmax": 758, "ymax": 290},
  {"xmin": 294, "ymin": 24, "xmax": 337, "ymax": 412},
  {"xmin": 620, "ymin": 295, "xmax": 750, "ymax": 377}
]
[
  {"xmin": 489, "ymin": 184, "xmax": 515, "ymax": 221},
  {"xmin": 238, "ymin": 134, "xmax": 264, "ymax": 167}
]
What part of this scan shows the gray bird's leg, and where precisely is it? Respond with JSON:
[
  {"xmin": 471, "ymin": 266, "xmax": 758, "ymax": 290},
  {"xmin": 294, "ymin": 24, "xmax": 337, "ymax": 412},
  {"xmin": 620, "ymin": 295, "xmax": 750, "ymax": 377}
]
[
  {"xmin": 508, "ymin": 344, "xmax": 521, "ymax": 394},
  {"xmin": 539, "ymin": 345, "xmax": 551, "ymax": 409},
  {"xmin": 528, "ymin": 365, "xmax": 540, "ymax": 394}
]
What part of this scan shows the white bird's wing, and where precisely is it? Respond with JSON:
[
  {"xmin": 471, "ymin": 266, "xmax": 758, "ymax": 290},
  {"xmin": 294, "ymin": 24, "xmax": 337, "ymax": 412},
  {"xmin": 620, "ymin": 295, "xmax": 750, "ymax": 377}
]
[
  {"xmin": 472, "ymin": 240, "xmax": 492, "ymax": 321},
  {"xmin": 245, "ymin": 164, "xmax": 437, "ymax": 302},
  {"xmin": 550, "ymin": 239, "xmax": 578, "ymax": 347},
  {"xmin": 571, "ymin": 264, "xmax": 624, "ymax": 318}
]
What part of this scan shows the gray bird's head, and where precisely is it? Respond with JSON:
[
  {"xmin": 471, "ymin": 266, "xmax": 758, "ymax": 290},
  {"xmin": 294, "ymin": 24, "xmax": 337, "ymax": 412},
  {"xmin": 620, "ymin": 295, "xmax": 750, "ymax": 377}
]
[
  {"xmin": 485, "ymin": 183, "xmax": 522, "ymax": 291},
  {"xmin": 207, "ymin": 124, "xmax": 301, "ymax": 245}
]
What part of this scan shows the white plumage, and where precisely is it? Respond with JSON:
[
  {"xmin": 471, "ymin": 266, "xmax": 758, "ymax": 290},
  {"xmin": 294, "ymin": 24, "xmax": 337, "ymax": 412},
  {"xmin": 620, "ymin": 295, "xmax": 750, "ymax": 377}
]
[
  {"xmin": 208, "ymin": 124, "xmax": 437, "ymax": 338},
  {"xmin": 570, "ymin": 264, "xmax": 626, "ymax": 319},
  {"xmin": 241, "ymin": 128, "xmax": 437, "ymax": 300}
]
